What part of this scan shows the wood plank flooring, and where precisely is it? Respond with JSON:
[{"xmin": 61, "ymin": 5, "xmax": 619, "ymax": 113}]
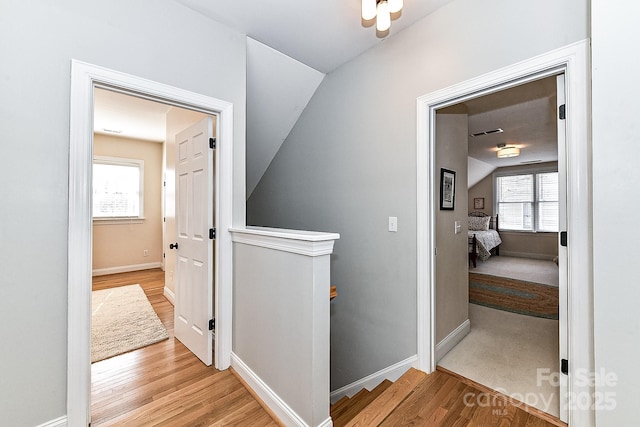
[
  {"xmin": 91, "ymin": 269, "xmax": 278, "ymax": 426},
  {"xmin": 93, "ymin": 269, "xmax": 563, "ymax": 426}
]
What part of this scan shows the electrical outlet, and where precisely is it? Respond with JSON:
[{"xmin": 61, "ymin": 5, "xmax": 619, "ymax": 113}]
[{"xmin": 143, "ymin": 249, "xmax": 149, "ymax": 257}]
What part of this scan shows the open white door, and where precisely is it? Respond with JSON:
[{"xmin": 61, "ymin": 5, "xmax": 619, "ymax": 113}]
[
  {"xmin": 173, "ymin": 117, "xmax": 214, "ymax": 366},
  {"xmin": 556, "ymin": 74, "xmax": 568, "ymax": 423}
]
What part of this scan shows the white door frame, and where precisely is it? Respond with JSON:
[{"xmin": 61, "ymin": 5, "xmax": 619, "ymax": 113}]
[
  {"xmin": 67, "ymin": 60, "xmax": 234, "ymax": 426},
  {"xmin": 416, "ymin": 40, "xmax": 593, "ymax": 426}
]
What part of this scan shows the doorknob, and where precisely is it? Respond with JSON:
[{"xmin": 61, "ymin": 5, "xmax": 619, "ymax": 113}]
[{"xmin": 169, "ymin": 243, "xmax": 179, "ymax": 250}]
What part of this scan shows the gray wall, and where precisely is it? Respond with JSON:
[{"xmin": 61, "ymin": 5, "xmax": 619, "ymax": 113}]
[
  {"xmin": 434, "ymin": 114, "xmax": 469, "ymax": 343},
  {"xmin": 435, "ymin": 114, "xmax": 469, "ymax": 343},
  {"xmin": 592, "ymin": 1, "xmax": 640, "ymax": 424},
  {"xmin": 0, "ymin": 1, "xmax": 246, "ymax": 425},
  {"xmin": 248, "ymin": 0, "xmax": 588, "ymax": 390},
  {"xmin": 233, "ymin": 239, "xmax": 331, "ymax": 425}
]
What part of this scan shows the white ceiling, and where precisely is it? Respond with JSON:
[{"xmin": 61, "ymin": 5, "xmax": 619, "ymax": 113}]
[
  {"xmin": 173, "ymin": 0, "xmax": 453, "ymax": 73},
  {"xmin": 94, "ymin": 88, "xmax": 171, "ymax": 142}
]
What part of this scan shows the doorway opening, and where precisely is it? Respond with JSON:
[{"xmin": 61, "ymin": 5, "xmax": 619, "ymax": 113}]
[
  {"xmin": 433, "ymin": 74, "xmax": 564, "ymax": 420},
  {"xmin": 415, "ymin": 40, "xmax": 592, "ymax": 427},
  {"xmin": 68, "ymin": 60, "xmax": 234, "ymax": 426},
  {"xmin": 89, "ymin": 89, "xmax": 215, "ymax": 422}
]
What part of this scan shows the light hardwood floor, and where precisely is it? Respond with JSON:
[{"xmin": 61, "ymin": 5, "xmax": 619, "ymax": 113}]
[
  {"xmin": 91, "ymin": 269, "xmax": 278, "ymax": 426},
  {"xmin": 93, "ymin": 269, "xmax": 561, "ymax": 426}
]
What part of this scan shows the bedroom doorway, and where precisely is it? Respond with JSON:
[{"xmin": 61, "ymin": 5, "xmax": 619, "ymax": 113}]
[
  {"xmin": 68, "ymin": 60, "xmax": 234, "ymax": 426},
  {"xmin": 433, "ymin": 74, "xmax": 566, "ymax": 420},
  {"xmin": 416, "ymin": 41, "xmax": 591, "ymax": 426}
]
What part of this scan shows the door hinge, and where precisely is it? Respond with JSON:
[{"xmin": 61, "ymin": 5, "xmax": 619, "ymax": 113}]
[
  {"xmin": 559, "ymin": 104, "xmax": 566, "ymax": 120},
  {"xmin": 209, "ymin": 318, "xmax": 215, "ymax": 331},
  {"xmin": 209, "ymin": 228, "xmax": 216, "ymax": 239},
  {"xmin": 163, "ymin": 181, "xmax": 166, "ymax": 187},
  {"xmin": 163, "ymin": 252, "xmax": 165, "ymax": 259},
  {"xmin": 560, "ymin": 231, "xmax": 567, "ymax": 247},
  {"xmin": 561, "ymin": 358, "xmax": 568, "ymax": 375},
  {"xmin": 163, "ymin": 216, "xmax": 166, "ymax": 222},
  {"xmin": 209, "ymin": 137, "xmax": 216, "ymax": 149}
]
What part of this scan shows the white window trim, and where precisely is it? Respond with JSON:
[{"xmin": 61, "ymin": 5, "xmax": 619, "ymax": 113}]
[
  {"xmin": 92, "ymin": 155, "xmax": 145, "ymax": 220},
  {"xmin": 493, "ymin": 164, "xmax": 558, "ymax": 233}
]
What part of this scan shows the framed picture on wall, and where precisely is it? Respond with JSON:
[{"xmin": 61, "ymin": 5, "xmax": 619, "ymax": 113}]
[
  {"xmin": 474, "ymin": 197, "xmax": 485, "ymax": 210},
  {"xmin": 439, "ymin": 168, "xmax": 456, "ymax": 210}
]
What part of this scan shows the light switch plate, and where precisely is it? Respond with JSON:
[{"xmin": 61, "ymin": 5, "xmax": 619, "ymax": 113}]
[
  {"xmin": 389, "ymin": 216, "xmax": 398, "ymax": 232},
  {"xmin": 454, "ymin": 220, "xmax": 461, "ymax": 234}
]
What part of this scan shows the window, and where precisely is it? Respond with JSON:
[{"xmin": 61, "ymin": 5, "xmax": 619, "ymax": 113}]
[
  {"xmin": 93, "ymin": 156, "xmax": 144, "ymax": 219},
  {"xmin": 495, "ymin": 171, "xmax": 558, "ymax": 232}
]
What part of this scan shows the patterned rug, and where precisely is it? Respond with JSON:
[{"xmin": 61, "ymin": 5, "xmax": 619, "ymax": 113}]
[
  {"xmin": 469, "ymin": 272, "xmax": 559, "ymax": 319},
  {"xmin": 92, "ymin": 284, "xmax": 169, "ymax": 363}
]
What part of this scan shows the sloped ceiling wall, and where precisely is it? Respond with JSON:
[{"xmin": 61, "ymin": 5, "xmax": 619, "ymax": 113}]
[
  {"xmin": 246, "ymin": 38, "xmax": 325, "ymax": 197},
  {"xmin": 468, "ymin": 156, "xmax": 496, "ymax": 188}
]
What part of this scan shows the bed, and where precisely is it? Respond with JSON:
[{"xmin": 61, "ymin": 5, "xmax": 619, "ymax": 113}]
[{"xmin": 468, "ymin": 211, "xmax": 502, "ymax": 268}]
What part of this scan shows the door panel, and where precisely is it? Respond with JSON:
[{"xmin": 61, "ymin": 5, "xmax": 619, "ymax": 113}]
[{"xmin": 174, "ymin": 117, "xmax": 213, "ymax": 366}]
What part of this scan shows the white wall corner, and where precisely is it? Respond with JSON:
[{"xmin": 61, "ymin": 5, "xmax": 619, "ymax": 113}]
[
  {"xmin": 231, "ymin": 352, "xmax": 310, "ymax": 426},
  {"xmin": 329, "ymin": 355, "xmax": 419, "ymax": 404},
  {"xmin": 435, "ymin": 319, "xmax": 471, "ymax": 362},
  {"xmin": 163, "ymin": 286, "xmax": 175, "ymax": 305},
  {"xmin": 34, "ymin": 416, "xmax": 67, "ymax": 427}
]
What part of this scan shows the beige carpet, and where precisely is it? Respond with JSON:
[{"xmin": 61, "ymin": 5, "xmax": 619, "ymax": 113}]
[
  {"xmin": 92, "ymin": 284, "xmax": 169, "ymax": 363},
  {"xmin": 472, "ymin": 255, "xmax": 559, "ymax": 287},
  {"xmin": 438, "ymin": 304, "xmax": 560, "ymax": 417}
]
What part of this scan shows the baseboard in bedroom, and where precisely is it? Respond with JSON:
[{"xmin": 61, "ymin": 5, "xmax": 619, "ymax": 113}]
[
  {"xmin": 230, "ymin": 352, "xmax": 308, "ymax": 427},
  {"xmin": 35, "ymin": 415, "xmax": 67, "ymax": 427},
  {"xmin": 163, "ymin": 286, "xmax": 175, "ymax": 305},
  {"xmin": 499, "ymin": 251, "xmax": 555, "ymax": 261},
  {"xmin": 329, "ymin": 354, "xmax": 418, "ymax": 404},
  {"xmin": 92, "ymin": 262, "xmax": 162, "ymax": 276},
  {"xmin": 436, "ymin": 319, "xmax": 471, "ymax": 362}
]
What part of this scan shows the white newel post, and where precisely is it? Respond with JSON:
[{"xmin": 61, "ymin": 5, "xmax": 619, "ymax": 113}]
[{"xmin": 229, "ymin": 227, "xmax": 340, "ymax": 427}]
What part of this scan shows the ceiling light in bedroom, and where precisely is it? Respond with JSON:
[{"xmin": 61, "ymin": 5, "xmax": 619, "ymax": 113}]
[
  {"xmin": 497, "ymin": 144, "xmax": 520, "ymax": 158},
  {"xmin": 362, "ymin": 0, "xmax": 403, "ymax": 32}
]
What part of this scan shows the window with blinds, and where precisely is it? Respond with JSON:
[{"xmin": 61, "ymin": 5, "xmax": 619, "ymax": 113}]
[
  {"xmin": 496, "ymin": 171, "xmax": 558, "ymax": 232},
  {"xmin": 93, "ymin": 156, "xmax": 144, "ymax": 219}
]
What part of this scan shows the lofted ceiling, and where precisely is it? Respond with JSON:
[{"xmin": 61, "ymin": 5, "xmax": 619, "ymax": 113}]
[
  {"xmin": 442, "ymin": 76, "xmax": 559, "ymax": 169},
  {"xmin": 172, "ymin": 0, "xmax": 453, "ymax": 73}
]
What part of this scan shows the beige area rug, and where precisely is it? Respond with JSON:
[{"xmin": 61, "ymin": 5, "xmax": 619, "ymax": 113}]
[{"xmin": 92, "ymin": 284, "xmax": 169, "ymax": 363}]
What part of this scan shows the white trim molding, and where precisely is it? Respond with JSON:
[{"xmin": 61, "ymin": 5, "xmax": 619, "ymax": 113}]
[
  {"xmin": 34, "ymin": 416, "xmax": 67, "ymax": 427},
  {"xmin": 329, "ymin": 355, "xmax": 418, "ymax": 404},
  {"xmin": 92, "ymin": 262, "xmax": 163, "ymax": 276},
  {"xmin": 163, "ymin": 286, "xmax": 176, "ymax": 305},
  {"xmin": 435, "ymin": 319, "xmax": 470, "ymax": 362},
  {"xmin": 416, "ymin": 39, "xmax": 593, "ymax": 426},
  {"xmin": 230, "ymin": 226, "xmax": 340, "ymax": 257},
  {"xmin": 68, "ymin": 60, "xmax": 235, "ymax": 427},
  {"xmin": 231, "ymin": 353, "xmax": 313, "ymax": 427}
]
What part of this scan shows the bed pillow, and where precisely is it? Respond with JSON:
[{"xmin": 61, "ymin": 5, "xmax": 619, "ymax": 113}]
[{"xmin": 468, "ymin": 216, "xmax": 490, "ymax": 231}]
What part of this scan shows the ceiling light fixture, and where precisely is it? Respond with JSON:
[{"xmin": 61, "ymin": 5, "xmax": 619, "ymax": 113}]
[
  {"xmin": 362, "ymin": 0, "xmax": 403, "ymax": 32},
  {"xmin": 496, "ymin": 144, "xmax": 520, "ymax": 158}
]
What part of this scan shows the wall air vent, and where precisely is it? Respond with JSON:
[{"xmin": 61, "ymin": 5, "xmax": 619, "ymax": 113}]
[
  {"xmin": 102, "ymin": 128, "xmax": 123, "ymax": 134},
  {"xmin": 469, "ymin": 128, "xmax": 503, "ymax": 138}
]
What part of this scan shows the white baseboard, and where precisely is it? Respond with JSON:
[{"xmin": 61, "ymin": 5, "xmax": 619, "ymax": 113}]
[
  {"xmin": 499, "ymin": 250, "xmax": 555, "ymax": 261},
  {"xmin": 163, "ymin": 286, "xmax": 175, "ymax": 305},
  {"xmin": 231, "ymin": 352, "xmax": 309, "ymax": 427},
  {"xmin": 435, "ymin": 319, "xmax": 471, "ymax": 362},
  {"xmin": 92, "ymin": 262, "xmax": 163, "ymax": 276},
  {"xmin": 329, "ymin": 355, "xmax": 418, "ymax": 404},
  {"xmin": 35, "ymin": 416, "xmax": 67, "ymax": 427}
]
